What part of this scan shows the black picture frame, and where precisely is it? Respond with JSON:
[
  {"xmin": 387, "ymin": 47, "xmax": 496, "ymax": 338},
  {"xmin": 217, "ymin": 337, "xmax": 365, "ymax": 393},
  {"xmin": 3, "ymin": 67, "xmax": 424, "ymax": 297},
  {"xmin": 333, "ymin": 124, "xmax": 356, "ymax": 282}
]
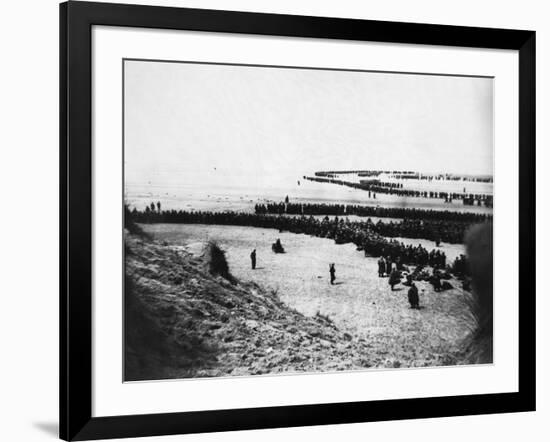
[{"xmin": 60, "ymin": 1, "xmax": 536, "ymax": 440}]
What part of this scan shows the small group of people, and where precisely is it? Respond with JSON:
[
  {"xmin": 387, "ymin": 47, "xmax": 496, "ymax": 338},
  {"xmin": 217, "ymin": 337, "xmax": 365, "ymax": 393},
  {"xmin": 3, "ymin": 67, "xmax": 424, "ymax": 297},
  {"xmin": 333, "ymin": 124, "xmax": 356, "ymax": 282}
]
[
  {"xmin": 249, "ymin": 238, "xmax": 285, "ymax": 269},
  {"xmin": 377, "ymin": 256, "xmax": 397, "ymax": 277},
  {"xmin": 377, "ymin": 255, "xmax": 423, "ymax": 308},
  {"xmin": 272, "ymin": 238, "xmax": 285, "ymax": 253}
]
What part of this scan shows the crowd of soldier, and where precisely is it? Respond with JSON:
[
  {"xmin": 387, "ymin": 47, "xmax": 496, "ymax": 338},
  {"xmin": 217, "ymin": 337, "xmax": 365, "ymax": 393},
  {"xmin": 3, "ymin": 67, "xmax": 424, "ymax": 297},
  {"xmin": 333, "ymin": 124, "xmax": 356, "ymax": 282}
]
[
  {"xmin": 302, "ymin": 176, "xmax": 493, "ymax": 207},
  {"xmin": 316, "ymin": 170, "xmax": 492, "ymax": 183},
  {"xmin": 256, "ymin": 205, "xmax": 477, "ymax": 244},
  {"xmin": 255, "ymin": 202, "xmax": 491, "ymax": 223},
  {"xmin": 376, "ymin": 255, "xmax": 466, "ymax": 309},
  {"xmin": 128, "ymin": 206, "xmax": 462, "ymax": 269}
]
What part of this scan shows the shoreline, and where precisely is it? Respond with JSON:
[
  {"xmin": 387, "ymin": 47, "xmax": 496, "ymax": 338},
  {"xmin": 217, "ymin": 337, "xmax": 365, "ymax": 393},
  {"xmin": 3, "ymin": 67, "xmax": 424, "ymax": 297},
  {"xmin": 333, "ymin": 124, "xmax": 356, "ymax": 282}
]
[{"xmin": 125, "ymin": 178, "xmax": 494, "ymax": 215}]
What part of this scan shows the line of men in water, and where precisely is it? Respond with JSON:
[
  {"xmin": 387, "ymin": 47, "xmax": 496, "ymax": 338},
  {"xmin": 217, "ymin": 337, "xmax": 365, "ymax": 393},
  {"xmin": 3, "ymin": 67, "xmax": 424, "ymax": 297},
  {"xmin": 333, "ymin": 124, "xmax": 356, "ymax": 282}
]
[
  {"xmin": 315, "ymin": 170, "xmax": 493, "ymax": 183},
  {"xmin": 302, "ymin": 176, "xmax": 493, "ymax": 207}
]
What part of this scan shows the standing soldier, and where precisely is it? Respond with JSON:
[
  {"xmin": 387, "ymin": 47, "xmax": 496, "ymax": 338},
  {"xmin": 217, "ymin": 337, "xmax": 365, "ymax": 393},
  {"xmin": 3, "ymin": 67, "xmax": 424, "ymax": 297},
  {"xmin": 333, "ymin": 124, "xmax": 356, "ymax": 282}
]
[
  {"xmin": 329, "ymin": 263, "xmax": 336, "ymax": 285},
  {"xmin": 385, "ymin": 256, "xmax": 392, "ymax": 277},
  {"xmin": 432, "ymin": 269, "xmax": 442, "ymax": 292},
  {"xmin": 377, "ymin": 256, "xmax": 386, "ymax": 277},
  {"xmin": 408, "ymin": 282, "xmax": 419, "ymax": 309},
  {"xmin": 395, "ymin": 255, "xmax": 402, "ymax": 271},
  {"xmin": 250, "ymin": 249, "xmax": 256, "ymax": 270}
]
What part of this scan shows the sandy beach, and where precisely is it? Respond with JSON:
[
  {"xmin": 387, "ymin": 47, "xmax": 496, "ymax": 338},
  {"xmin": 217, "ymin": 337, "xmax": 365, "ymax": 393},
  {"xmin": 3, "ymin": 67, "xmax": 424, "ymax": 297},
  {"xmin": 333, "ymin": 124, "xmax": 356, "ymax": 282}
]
[{"xmin": 143, "ymin": 223, "xmax": 473, "ymax": 368}]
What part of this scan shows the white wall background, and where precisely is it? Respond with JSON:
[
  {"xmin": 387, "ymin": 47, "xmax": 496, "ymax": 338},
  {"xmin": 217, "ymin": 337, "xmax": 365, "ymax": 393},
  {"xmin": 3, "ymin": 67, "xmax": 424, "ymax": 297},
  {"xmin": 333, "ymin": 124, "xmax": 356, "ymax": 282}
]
[{"xmin": 0, "ymin": 0, "xmax": 546, "ymax": 441}]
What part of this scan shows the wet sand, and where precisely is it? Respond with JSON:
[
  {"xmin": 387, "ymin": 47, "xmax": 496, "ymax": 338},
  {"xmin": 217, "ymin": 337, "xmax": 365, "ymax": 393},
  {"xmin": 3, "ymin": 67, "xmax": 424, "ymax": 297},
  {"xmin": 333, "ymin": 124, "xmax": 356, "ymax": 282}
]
[{"xmin": 127, "ymin": 178, "xmax": 493, "ymax": 215}]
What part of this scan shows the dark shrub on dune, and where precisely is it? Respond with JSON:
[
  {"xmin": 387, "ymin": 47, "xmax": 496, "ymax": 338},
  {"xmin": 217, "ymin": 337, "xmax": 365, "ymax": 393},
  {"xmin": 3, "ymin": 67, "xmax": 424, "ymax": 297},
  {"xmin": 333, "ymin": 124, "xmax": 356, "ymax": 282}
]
[
  {"xmin": 205, "ymin": 241, "xmax": 234, "ymax": 283},
  {"xmin": 462, "ymin": 222, "xmax": 493, "ymax": 364},
  {"xmin": 124, "ymin": 204, "xmax": 149, "ymax": 238}
]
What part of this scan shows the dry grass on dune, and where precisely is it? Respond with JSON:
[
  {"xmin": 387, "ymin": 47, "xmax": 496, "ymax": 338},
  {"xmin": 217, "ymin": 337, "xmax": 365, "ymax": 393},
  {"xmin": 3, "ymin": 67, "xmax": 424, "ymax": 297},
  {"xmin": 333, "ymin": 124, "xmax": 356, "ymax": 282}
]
[{"xmin": 124, "ymin": 274, "xmax": 217, "ymax": 381}]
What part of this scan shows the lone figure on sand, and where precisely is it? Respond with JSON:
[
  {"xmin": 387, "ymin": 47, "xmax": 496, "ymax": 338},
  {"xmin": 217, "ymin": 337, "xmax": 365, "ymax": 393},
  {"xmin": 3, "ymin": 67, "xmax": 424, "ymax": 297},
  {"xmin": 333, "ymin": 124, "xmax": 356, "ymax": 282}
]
[
  {"xmin": 377, "ymin": 256, "xmax": 386, "ymax": 277},
  {"xmin": 250, "ymin": 249, "xmax": 256, "ymax": 270},
  {"xmin": 408, "ymin": 282, "xmax": 420, "ymax": 309},
  {"xmin": 329, "ymin": 263, "xmax": 336, "ymax": 285}
]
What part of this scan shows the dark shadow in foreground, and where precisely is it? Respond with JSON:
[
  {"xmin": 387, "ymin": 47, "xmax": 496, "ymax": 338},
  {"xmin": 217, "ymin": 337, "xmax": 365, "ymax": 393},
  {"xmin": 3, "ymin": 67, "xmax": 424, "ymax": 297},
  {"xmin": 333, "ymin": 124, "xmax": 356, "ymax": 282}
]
[
  {"xmin": 124, "ymin": 273, "xmax": 220, "ymax": 382},
  {"xmin": 33, "ymin": 422, "xmax": 58, "ymax": 438},
  {"xmin": 463, "ymin": 222, "xmax": 493, "ymax": 364}
]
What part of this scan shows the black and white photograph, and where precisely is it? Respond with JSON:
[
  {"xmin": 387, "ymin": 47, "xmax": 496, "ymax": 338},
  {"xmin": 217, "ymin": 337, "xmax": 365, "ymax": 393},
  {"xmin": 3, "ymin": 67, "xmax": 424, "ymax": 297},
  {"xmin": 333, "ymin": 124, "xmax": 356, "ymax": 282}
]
[
  {"xmin": 123, "ymin": 59, "xmax": 494, "ymax": 382},
  {"xmin": 0, "ymin": 0, "xmax": 544, "ymax": 439}
]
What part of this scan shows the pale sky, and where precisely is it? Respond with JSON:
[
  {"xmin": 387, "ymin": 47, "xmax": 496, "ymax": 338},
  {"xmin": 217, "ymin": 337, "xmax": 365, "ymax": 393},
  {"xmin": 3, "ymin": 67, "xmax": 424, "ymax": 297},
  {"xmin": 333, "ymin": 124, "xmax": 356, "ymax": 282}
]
[{"xmin": 124, "ymin": 59, "xmax": 493, "ymax": 187}]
